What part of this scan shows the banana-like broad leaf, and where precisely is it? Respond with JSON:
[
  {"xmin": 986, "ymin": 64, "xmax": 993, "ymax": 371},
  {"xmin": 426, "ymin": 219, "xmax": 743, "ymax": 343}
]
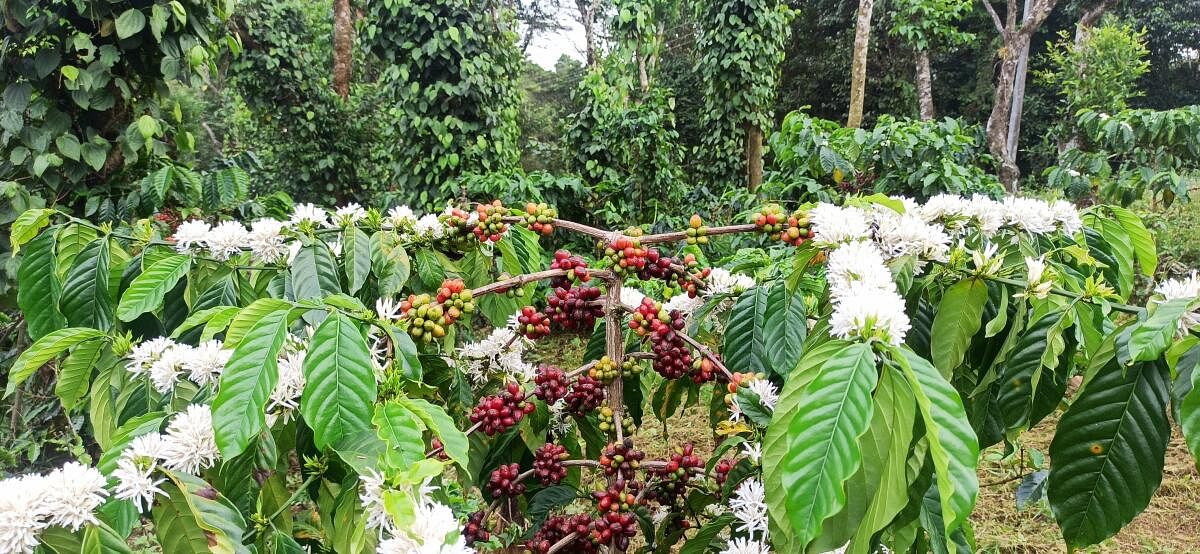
[
  {"xmin": 212, "ymin": 310, "xmax": 290, "ymax": 458},
  {"xmin": 930, "ymin": 278, "xmax": 988, "ymax": 375},
  {"xmin": 17, "ymin": 229, "xmax": 66, "ymax": 340},
  {"xmin": 1048, "ymin": 352, "xmax": 1170, "ymax": 548},
  {"xmin": 116, "ymin": 253, "xmax": 191, "ymax": 321},
  {"xmin": 897, "ymin": 348, "xmax": 979, "ymax": 551},
  {"xmin": 301, "ymin": 312, "xmax": 377, "ymax": 449},
  {"xmin": 777, "ymin": 341, "xmax": 878, "ymax": 548}
]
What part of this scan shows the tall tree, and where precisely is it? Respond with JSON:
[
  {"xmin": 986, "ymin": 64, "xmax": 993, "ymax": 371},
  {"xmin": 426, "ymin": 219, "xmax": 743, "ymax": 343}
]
[
  {"xmin": 847, "ymin": 0, "xmax": 876, "ymax": 128},
  {"xmin": 332, "ymin": 0, "xmax": 354, "ymax": 99},
  {"xmin": 695, "ymin": 0, "xmax": 793, "ymax": 189},
  {"xmin": 980, "ymin": 0, "xmax": 1059, "ymax": 191},
  {"xmin": 891, "ymin": 0, "xmax": 973, "ymax": 120},
  {"xmin": 362, "ymin": 0, "xmax": 523, "ymax": 204}
]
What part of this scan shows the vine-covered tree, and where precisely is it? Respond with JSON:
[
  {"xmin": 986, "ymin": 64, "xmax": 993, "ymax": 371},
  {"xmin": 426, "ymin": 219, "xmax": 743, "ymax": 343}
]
[
  {"xmin": 362, "ymin": 0, "xmax": 524, "ymax": 207},
  {"xmin": 694, "ymin": 0, "xmax": 793, "ymax": 190},
  {"xmin": 0, "ymin": 0, "xmax": 232, "ymax": 205}
]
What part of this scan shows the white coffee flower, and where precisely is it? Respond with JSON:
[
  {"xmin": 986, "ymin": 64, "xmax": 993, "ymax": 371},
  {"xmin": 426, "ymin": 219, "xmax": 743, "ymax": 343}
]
[
  {"xmin": 413, "ymin": 214, "xmax": 445, "ymax": 240},
  {"xmin": 741, "ymin": 442, "xmax": 763, "ymax": 465},
  {"xmin": 707, "ymin": 268, "xmax": 756, "ymax": 297},
  {"xmin": 149, "ymin": 343, "xmax": 193, "ymax": 394},
  {"xmin": 386, "ymin": 205, "xmax": 417, "ymax": 230},
  {"xmin": 964, "ymin": 195, "xmax": 1005, "ymax": 234},
  {"xmin": 1022, "ymin": 256, "xmax": 1054, "ymax": 300},
  {"xmin": 1049, "ymin": 200, "xmax": 1082, "ymax": 236},
  {"xmin": 247, "ymin": 218, "xmax": 289, "ymax": 263},
  {"xmin": 663, "ymin": 293, "xmax": 705, "ymax": 317},
  {"xmin": 1002, "ymin": 197, "xmax": 1057, "ymax": 235},
  {"xmin": 376, "ymin": 297, "xmax": 403, "ymax": 321},
  {"xmin": 918, "ymin": 194, "xmax": 972, "ymax": 223},
  {"xmin": 112, "ymin": 456, "xmax": 165, "ymax": 512},
  {"xmin": 40, "ymin": 462, "xmax": 107, "ymax": 531},
  {"xmin": 871, "ymin": 207, "xmax": 950, "ymax": 262},
  {"xmin": 360, "ymin": 469, "xmax": 395, "ymax": 535},
  {"xmin": 160, "ymin": 404, "xmax": 219, "ymax": 474},
  {"xmin": 825, "ymin": 241, "xmax": 894, "ymax": 299},
  {"xmin": 127, "ymin": 337, "xmax": 176, "ymax": 376},
  {"xmin": 721, "ymin": 537, "xmax": 773, "ymax": 554},
  {"xmin": 729, "ymin": 478, "xmax": 769, "ymax": 537},
  {"xmin": 172, "ymin": 220, "xmax": 211, "ymax": 253},
  {"xmin": 183, "ymin": 340, "xmax": 230, "ymax": 387},
  {"xmin": 745, "ymin": 379, "xmax": 779, "ymax": 412},
  {"xmin": 809, "ymin": 203, "xmax": 870, "ymax": 245},
  {"xmin": 0, "ymin": 474, "xmax": 50, "ymax": 554},
  {"xmin": 291, "ymin": 203, "xmax": 328, "ymax": 226},
  {"xmin": 829, "ymin": 284, "xmax": 911, "ymax": 345},
  {"xmin": 620, "ymin": 287, "xmax": 647, "ymax": 309},
  {"xmin": 205, "ymin": 221, "xmax": 249, "ymax": 261},
  {"xmin": 267, "ymin": 351, "xmax": 307, "ymax": 424},
  {"xmin": 458, "ymin": 328, "xmax": 532, "ymax": 385},
  {"xmin": 1155, "ymin": 271, "xmax": 1200, "ymax": 333},
  {"xmin": 329, "ymin": 203, "xmax": 368, "ymax": 228}
]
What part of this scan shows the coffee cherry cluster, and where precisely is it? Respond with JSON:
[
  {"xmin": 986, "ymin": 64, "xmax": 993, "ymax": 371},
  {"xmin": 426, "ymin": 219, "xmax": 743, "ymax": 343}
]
[
  {"xmin": 527, "ymin": 515, "xmax": 594, "ymax": 554},
  {"xmin": 724, "ymin": 372, "xmax": 767, "ymax": 408},
  {"xmin": 674, "ymin": 253, "xmax": 712, "ymax": 298},
  {"xmin": 564, "ymin": 375, "xmax": 605, "ymax": 416},
  {"xmin": 779, "ymin": 208, "xmax": 814, "ymax": 247},
  {"xmin": 715, "ymin": 458, "xmax": 734, "ymax": 488},
  {"xmin": 591, "ymin": 483, "xmax": 640, "ymax": 549},
  {"xmin": 603, "ymin": 236, "xmax": 648, "ymax": 276},
  {"xmin": 622, "ymin": 358, "xmax": 643, "ymax": 378},
  {"xmin": 752, "ymin": 203, "xmax": 785, "ymax": 234},
  {"xmin": 637, "ymin": 248, "xmax": 679, "ymax": 281},
  {"xmin": 516, "ymin": 306, "xmax": 551, "ymax": 339},
  {"xmin": 599, "ymin": 438, "xmax": 644, "ymax": 481},
  {"xmin": 400, "ymin": 294, "xmax": 446, "ymax": 342},
  {"xmin": 487, "ymin": 463, "xmax": 525, "ymax": 498},
  {"xmin": 690, "ymin": 357, "xmax": 716, "ymax": 384},
  {"xmin": 533, "ymin": 365, "xmax": 569, "ymax": 404},
  {"xmin": 589, "ymin": 356, "xmax": 620, "ymax": 383},
  {"xmin": 473, "ymin": 200, "xmax": 508, "ymax": 243},
  {"xmin": 434, "ymin": 278, "xmax": 475, "ymax": 324},
  {"xmin": 650, "ymin": 311, "xmax": 693, "ymax": 380},
  {"xmin": 463, "ymin": 510, "xmax": 490, "ymax": 546},
  {"xmin": 628, "ymin": 297, "xmax": 663, "ymax": 336},
  {"xmin": 429, "ymin": 437, "xmax": 449, "ymax": 461},
  {"xmin": 439, "ymin": 206, "xmax": 474, "ymax": 245},
  {"xmin": 546, "ymin": 286, "xmax": 603, "ymax": 330},
  {"xmin": 469, "ymin": 382, "xmax": 536, "ymax": 436},
  {"xmin": 550, "ymin": 250, "xmax": 591, "ymax": 288},
  {"xmin": 597, "ymin": 406, "xmax": 634, "ymax": 435},
  {"xmin": 495, "ymin": 272, "xmax": 526, "ymax": 300},
  {"xmin": 685, "ymin": 214, "xmax": 709, "ymax": 245},
  {"xmin": 520, "ymin": 202, "xmax": 558, "ymax": 236},
  {"xmin": 533, "ymin": 443, "xmax": 569, "ymax": 485},
  {"xmin": 657, "ymin": 443, "xmax": 704, "ymax": 482}
]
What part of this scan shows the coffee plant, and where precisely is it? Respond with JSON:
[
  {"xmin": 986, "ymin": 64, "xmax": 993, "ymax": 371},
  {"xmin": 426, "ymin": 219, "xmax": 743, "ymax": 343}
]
[{"xmin": 2, "ymin": 190, "xmax": 1200, "ymax": 553}]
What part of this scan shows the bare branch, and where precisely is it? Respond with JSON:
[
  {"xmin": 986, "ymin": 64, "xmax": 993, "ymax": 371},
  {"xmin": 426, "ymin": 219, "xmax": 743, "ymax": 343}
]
[{"xmin": 980, "ymin": 0, "xmax": 1005, "ymax": 34}]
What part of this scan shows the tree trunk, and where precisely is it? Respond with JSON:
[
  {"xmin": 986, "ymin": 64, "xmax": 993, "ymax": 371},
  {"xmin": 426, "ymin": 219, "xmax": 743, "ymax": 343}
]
[
  {"xmin": 846, "ymin": 0, "xmax": 875, "ymax": 128},
  {"xmin": 982, "ymin": 0, "xmax": 1059, "ymax": 192},
  {"xmin": 332, "ymin": 0, "xmax": 353, "ymax": 100},
  {"xmin": 915, "ymin": 50, "xmax": 935, "ymax": 120},
  {"xmin": 577, "ymin": 0, "xmax": 600, "ymax": 67},
  {"xmin": 745, "ymin": 123, "xmax": 764, "ymax": 191}
]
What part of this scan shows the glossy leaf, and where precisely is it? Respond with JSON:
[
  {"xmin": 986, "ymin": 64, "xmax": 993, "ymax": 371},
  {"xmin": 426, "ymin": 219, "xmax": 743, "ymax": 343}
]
[
  {"xmin": 763, "ymin": 283, "xmax": 807, "ymax": 376},
  {"xmin": 396, "ymin": 397, "xmax": 469, "ymax": 470},
  {"xmin": 224, "ymin": 298, "xmax": 293, "ymax": 346},
  {"xmin": 60, "ymin": 238, "xmax": 113, "ymax": 331},
  {"xmin": 373, "ymin": 402, "xmax": 426, "ymax": 468},
  {"xmin": 301, "ymin": 312, "xmax": 377, "ymax": 449},
  {"xmin": 777, "ymin": 341, "xmax": 878, "ymax": 548},
  {"xmin": 212, "ymin": 310, "xmax": 290, "ymax": 458},
  {"xmin": 1127, "ymin": 298, "xmax": 1192, "ymax": 362},
  {"xmin": 1048, "ymin": 354, "xmax": 1170, "ymax": 548},
  {"xmin": 56, "ymin": 338, "xmax": 108, "ymax": 411},
  {"xmin": 9, "ymin": 207, "xmax": 54, "ymax": 253},
  {"xmin": 342, "ymin": 227, "xmax": 371, "ymax": 294},
  {"xmin": 931, "ymin": 278, "xmax": 988, "ymax": 375},
  {"xmin": 724, "ymin": 286, "xmax": 769, "ymax": 375},
  {"xmin": 116, "ymin": 253, "xmax": 192, "ymax": 321},
  {"xmin": 5, "ymin": 327, "xmax": 107, "ymax": 396},
  {"xmin": 17, "ymin": 229, "xmax": 66, "ymax": 340},
  {"xmin": 897, "ymin": 348, "xmax": 979, "ymax": 549},
  {"xmin": 155, "ymin": 471, "xmax": 250, "ymax": 554},
  {"xmin": 370, "ymin": 231, "xmax": 411, "ymax": 295}
]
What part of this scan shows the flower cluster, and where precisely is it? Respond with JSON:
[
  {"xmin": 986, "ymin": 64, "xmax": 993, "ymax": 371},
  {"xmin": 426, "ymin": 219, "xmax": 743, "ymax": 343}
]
[
  {"xmin": 126, "ymin": 337, "xmax": 232, "ymax": 393},
  {"xmin": 0, "ymin": 461, "xmax": 108, "ymax": 553},
  {"xmin": 916, "ymin": 194, "xmax": 1081, "ymax": 237},
  {"xmin": 457, "ymin": 327, "xmax": 534, "ymax": 385},
  {"xmin": 826, "ymin": 241, "xmax": 910, "ymax": 345},
  {"xmin": 360, "ymin": 474, "xmax": 472, "ymax": 554},
  {"xmin": 109, "ymin": 404, "xmax": 220, "ymax": 512},
  {"xmin": 1154, "ymin": 271, "xmax": 1200, "ymax": 335}
]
